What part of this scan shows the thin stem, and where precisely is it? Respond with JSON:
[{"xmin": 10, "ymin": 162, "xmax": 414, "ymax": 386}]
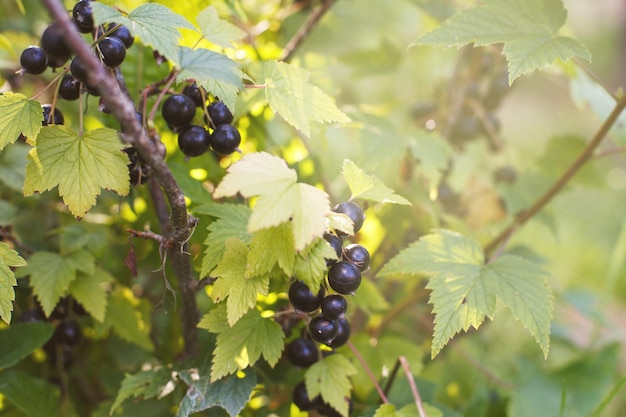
[
  {"xmin": 148, "ymin": 70, "xmax": 179, "ymax": 123},
  {"xmin": 573, "ymin": 57, "xmax": 617, "ymax": 99},
  {"xmin": 347, "ymin": 340, "xmax": 388, "ymax": 404},
  {"xmin": 484, "ymin": 96, "xmax": 626, "ymax": 258},
  {"xmin": 399, "ymin": 357, "xmax": 428, "ymax": 417}
]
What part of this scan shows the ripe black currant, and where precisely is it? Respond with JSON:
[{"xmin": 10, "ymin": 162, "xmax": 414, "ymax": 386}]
[
  {"xmin": 70, "ymin": 56, "xmax": 88, "ymax": 83},
  {"xmin": 41, "ymin": 24, "xmax": 72, "ymax": 62},
  {"xmin": 343, "ymin": 244, "xmax": 370, "ymax": 271},
  {"xmin": 85, "ymin": 83, "xmax": 101, "ymax": 96},
  {"xmin": 327, "ymin": 261, "xmax": 361, "ymax": 295},
  {"xmin": 19, "ymin": 308, "xmax": 45, "ymax": 323},
  {"xmin": 162, "ymin": 94, "xmax": 196, "ymax": 128},
  {"xmin": 293, "ymin": 381, "xmax": 319, "ymax": 411},
  {"xmin": 333, "ymin": 201, "xmax": 365, "ymax": 234},
  {"xmin": 105, "ymin": 23, "xmax": 134, "ymax": 48},
  {"xmin": 20, "ymin": 46, "xmax": 48, "ymax": 74},
  {"xmin": 98, "ymin": 36, "xmax": 126, "ymax": 67},
  {"xmin": 206, "ymin": 100, "xmax": 233, "ymax": 126},
  {"xmin": 183, "ymin": 83, "xmax": 205, "ymax": 107},
  {"xmin": 321, "ymin": 294, "xmax": 347, "ymax": 320},
  {"xmin": 323, "ymin": 232, "xmax": 343, "ymax": 266},
  {"xmin": 54, "ymin": 320, "xmax": 81, "ymax": 346},
  {"xmin": 210, "ymin": 124, "xmax": 241, "ymax": 155},
  {"xmin": 42, "ymin": 104, "xmax": 64, "ymax": 126},
  {"xmin": 288, "ymin": 281, "xmax": 324, "ymax": 313},
  {"xmin": 308, "ymin": 315, "xmax": 338, "ymax": 344},
  {"xmin": 58, "ymin": 75, "xmax": 80, "ymax": 101},
  {"xmin": 286, "ymin": 337, "xmax": 319, "ymax": 367},
  {"xmin": 177, "ymin": 125, "xmax": 210, "ymax": 157},
  {"xmin": 72, "ymin": 0, "xmax": 94, "ymax": 33},
  {"xmin": 327, "ymin": 318, "xmax": 350, "ymax": 348}
]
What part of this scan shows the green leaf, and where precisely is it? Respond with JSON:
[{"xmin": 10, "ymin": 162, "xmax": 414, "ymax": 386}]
[
  {"xmin": 305, "ymin": 354, "xmax": 357, "ymax": 417},
  {"xmin": 211, "ymin": 239, "xmax": 270, "ymax": 326},
  {"xmin": 91, "ymin": 2, "xmax": 195, "ymax": 63},
  {"xmin": 175, "ymin": 47, "xmax": 244, "ymax": 112},
  {"xmin": 0, "ymin": 143, "xmax": 29, "ymax": 193},
  {"xmin": 96, "ymin": 289, "xmax": 154, "ymax": 351},
  {"xmin": 204, "ymin": 306, "xmax": 284, "ymax": 381},
  {"xmin": 177, "ymin": 369, "xmax": 257, "ymax": 417},
  {"xmin": 214, "ymin": 152, "xmax": 330, "ymax": 251},
  {"xmin": 246, "ymin": 222, "xmax": 295, "ymax": 278},
  {"xmin": 0, "ymin": 322, "xmax": 54, "ymax": 369},
  {"xmin": 24, "ymin": 126, "xmax": 130, "ymax": 218},
  {"xmin": 341, "ymin": 159, "xmax": 411, "ymax": 205},
  {"xmin": 16, "ymin": 249, "xmax": 94, "ymax": 317},
  {"xmin": 0, "ymin": 92, "xmax": 42, "ymax": 150},
  {"xmin": 0, "ymin": 200, "xmax": 17, "ymax": 225},
  {"xmin": 109, "ymin": 366, "xmax": 174, "ymax": 414},
  {"xmin": 198, "ymin": 203, "xmax": 252, "ymax": 277},
  {"xmin": 293, "ymin": 238, "xmax": 338, "ymax": 290},
  {"xmin": 0, "ymin": 242, "xmax": 26, "ymax": 324},
  {"xmin": 409, "ymin": 130, "xmax": 454, "ymax": 197},
  {"xmin": 0, "ymin": 370, "xmax": 61, "ymax": 417},
  {"xmin": 68, "ymin": 267, "xmax": 112, "ymax": 322},
  {"xmin": 264, "ymin": 60, "xmax": 350, "ymax": 136},
  {"xmin": 196, "ymin": 6, "xmax": 246, "ymax": 49},
  {"xmin": 379, "ymin": 230, "xmax": 553, "ymax": 358},
  {"xmin": 414, "ymin": 0, "xmax": 591, "ymax": 82}
]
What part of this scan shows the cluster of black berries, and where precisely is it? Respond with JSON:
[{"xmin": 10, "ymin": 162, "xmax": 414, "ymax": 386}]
[
  {"xmin": 162, "ymin": 84, "xmax": 241, "ymax": 158},
  {"xmin": 287, "ymin": 201, "xmax": 368, "ymax": 416},
  {"xmin": 20, "ymin": 297, "xmax": 85, "ymax": 371}
]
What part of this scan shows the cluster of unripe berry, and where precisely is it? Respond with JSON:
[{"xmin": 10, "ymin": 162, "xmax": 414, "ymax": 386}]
[{"xmin": 287, "ymin": 201, "xmax": 368, "ymax": 416}]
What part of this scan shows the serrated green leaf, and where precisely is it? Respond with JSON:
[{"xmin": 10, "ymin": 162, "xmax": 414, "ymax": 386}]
[
  {"xmin": 293, "ymin": 238, "xmax": 337, "ymax": 290},
  {"xmin": 0, "ymin": 92, "xmax": 42, "ymax": 150},
  {"xmin": 196, "ymin": 6, "xmax": 246, "ymax": 49},
  {"xmin": 24, "ymin": 126, "xmax": 130, "ymax": 218},
  {"xmin": 342, "ymin": 159, "xmax": 411, "ymax": 205},
  {"xmin": 208, "ymin": 307, "xmax": 284, "ymax": 381},
  {"xmin": 305, "ymin": 354, "xmax": 357, "ymax": 417},
  {"xmin": 16, "ymin": 250, "xmax": 94, "ymax": 317},
  {"xmin": 177, "ymin": 369, "xmax": 256, "ymax": 417},
  {"xmin": 211, "ymin": 239, "xmax": 270, "ymax": 326},
  {"xmin": 0, "ymin": 242, "xmax": 26, "ymax": 324},
  {"xmin": 214, "ymin": 152, "xmax": 330, "ymax": 251},
  {"xmin": 175, "ymin": 47, "xmax": 243, "ymax": 112},
  {"xmin": 414, "ymin": 0, "xmax": 591, "ymax": 82},
  {"xmin": 264, "ymin": 60, "xmax": 350, "ymax": 136},
  {"xmin": 374, "ymin": 403, "xmax": 441, "ymax": 417},
  {"xmin": 68, "ymin": 267, "xmax": 112, "ymax": 322},
  {"xmin": 109, "ymin": 366, "xmax": 173, "ymax": 414},
  {"xmin": 0, "ymin": 370, "xmax": 61, "ymax": 417},
  {"xmin": 374, "ymin": 404, "xmax": 400, "ymax": 417},
  {"xmin": 91, "ymin": 2, "xmax": 195, "ymax": 63},
  {"xmin": 0, "ymin": 143, "xmax": 29, "ymax": 192},
  {"xmin": 197, "ymin": 303, "xmax": 229, "ymax": 334},
  {"xmin": 327, "ymin": 212, "xmax": 354, "ymax": 236},
  {"xmin": 409, "ymin": 130, "xmax": 454, "ymax": 197},
  {"xmin": 246, "ymin": 223, "xmax": 295, "ymax": 278},
  {"xmin": 97, "ymin": 289, "xmax": 154, "ymax": 351},
  {"xmin": 198, "ymin": 203, "xmax": 252, "ymax": 277},
  {"xmin": 0, "ymin": 322, "xmax": 54, "ymax": 369},
  {"xmin": 379, "ymin": 230, "xmax": 553, "ymax": 358}
]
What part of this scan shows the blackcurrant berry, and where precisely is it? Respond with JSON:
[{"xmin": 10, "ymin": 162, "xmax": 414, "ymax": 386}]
[
  {"xmin": 343, "ymin": 244, "xmax": 370, "ymax": 271},
  {"xmin": 129, "ymin": 161, "xmax": 149, "ymax": 185},
  {"xmin": 162, "ymin": 94, "xmax": 196, "ymax": 128},
  {"xmin": 327, "ymin": 261, "xmax": 361, "ymax": 295},
  {"xmin": 321, "ymin": 294, "xmax": 347, "ymax": 320},
  {"xmin": 20, "ymin": 46, "xmax": 48, "ymax": 74},
  {"xmin": 41, "ymin": 24, "xmax": 72, "ymax": 62},
  {"xmin": 206, "ymin": 100, "xmax": 233, "ymax": 126},
  {"xmin": 58, "ymin": 75, "xmax": 80, "ymax": 101},
  {"xmin": 19, "ymin": 308, "xmax": 45, "ymax": 323},
  {"xmin": 183, "ymin": 83, "xmax": 205, "ymax": 107},
  {"xmin": 177, "ymin": 125, "xmax": 210, "ymax": 157},
  {"xmin": 308, "ymin": 315, "xmax": 338, "ymax": 344},
  {"xmin": 286, "ymin": 337, "xmax": 319, "ymax": 367},
  {"xmin": 70, "ymin": 56, "xmax": 88, "ymax": 83},
  {"xmin": 288, "ymin": 281, "xmax": 324, "ymax": 313},
  {"xmin": 210, "ymin": 124, "xmax": 241, "ymax": 155},
  {"xmin": 494, "ymin": 165, "xmax": 517, "ymax": 184},
  {"xmin": 45, "ymin": 342, "xmax": 73, "ymax": 370},
  {"xmin": 327, "ymin": 318, "xmax": 350, "ymax": 348},
  {"xmin": 293, "ymin": 382, "xmax": 319, "ymax": 411},
  {"xmin": 98, "ymin": 36, "xmax": 126, "ymax": 67},
  {"xmin": 72, "ymin": 0, "xmax": 94, "ymax": 33},
  {"xmin": 317, "ymin": 400, "xmax": 348, "ymax": 417},
  {"xmin": 333, "ymin": 201, "xmax": 365, "ymax": 234},
  {"xmin": 323, "ymin": 232, "xmax": 342, "ymax": 266},
  {"xmin": 42, "ymin": 104, "xmax": 64, "ymax": 126},
  {"xmin": 106, "ymin": 24, "xmax": 134, "ymax": 48},
  {"xmin": 85, "ymin": 83, "xmax": 101, "ymax": 96},
  {"xmin": 54, "ymin": 320, "xmax": 81, "ymax": 346}
]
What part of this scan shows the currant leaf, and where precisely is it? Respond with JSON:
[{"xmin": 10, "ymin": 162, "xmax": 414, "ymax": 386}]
[
  {"xmin": 196, "ymin": 6, "xmax": 246, "ymax": 49},
  {"xmin": 341, "ymin": 159, "xmax": 411, "ymax": 205},
  {"xmin": 305, "ymin": 354, "xmax": 357, "ymax": 417},
  {"xmin": 0, "ymin": 92, "xmax": 43, "ymax": 149},
  {"xmin": 0, "ymin": 242, "xmax": 26, "ymax": 324}
]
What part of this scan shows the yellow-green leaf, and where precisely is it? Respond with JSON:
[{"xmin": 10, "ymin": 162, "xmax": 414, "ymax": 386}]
[
  {"xmin": 0, "ymin": 242, "xmax": 27, "ymax": 324},
  {"xmin": 24, "ymin": 126, "xmax": 130, "ymax": 218},
  {"xmin": 196, "ymin": 6, "xmax": 246, "ymax": 49},
  {"xmin": 305, "ymin": 354, "xmax": 357, "ymax": 417},
  {"xmin": 0, "ymin": 92, "xmax": 42, "ymax": 149},
  {"xmin": 342, "ymin": 159, "xmax": 411, "ymax": 205}
]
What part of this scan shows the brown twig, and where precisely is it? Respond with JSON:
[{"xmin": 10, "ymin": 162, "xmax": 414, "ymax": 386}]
[
  {"xmin": 279, "ymin": 0, "xmax": 338, "ymax": 62},
  {"xmin": 399, "ymin": 357, "xmax": 428, "ymax": 417},
  {"xmin": 347, "ymin": 340, "xmax": 389, "ymax": 404},
  {"xmin": 43, "ymin": 0, "xmax": 200, "ymax": 359}
]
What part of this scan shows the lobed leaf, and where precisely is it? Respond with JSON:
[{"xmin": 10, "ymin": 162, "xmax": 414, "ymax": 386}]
[
  {"xmin": 196, "ymin": 6, "xmax": 247, "ymax": 49},
  {"xmin": 0, "ymin": 370, "xmax": 61, "ymax": 417},
  {"xmin": 0, "ymin": 92, "xmax": 42, "ymax": 150},
  {"xmin": 109, "ymin": 366, "xmax": 174, "ymax": 414},
  {"xmin": 0, "ymin": 242, "xmax": 26, "ymax": 324},
  {"xmin": 341, "ymin": 159, "xmax": 411, "ymax": 205},
  {"xmin": 305, "ymin": 354, "xmax": 357, "ymax": 417},
  {"xmin": 246, "ymin": 223, "xmax": 295, "ymax": 278},
  {"xmin": 0, "ymin": 322, "xmax": 54, "ymax": 369},
  {"xmin": 68, "ymin": 267, "xmax": 113, "ymax": 322}
]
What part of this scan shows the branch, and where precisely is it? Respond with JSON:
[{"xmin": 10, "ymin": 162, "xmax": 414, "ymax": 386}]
[
  {"xmin": 347, "ymin": 340, "xmax": 388, "ymax": 404},
  {"xmin": 484, "ymin": 96, "xmax": 626, "ymax": 258},
  {"xmin": 399, "ymin": 357, "xmax": 428, "ymax": 417},
  {"xmin": 42, "ymin": 0, "xmax": 200, "ymax": 359},
  {"xmin": 279, "ymin": 0, "xmax": 338, "ymax": 62}
]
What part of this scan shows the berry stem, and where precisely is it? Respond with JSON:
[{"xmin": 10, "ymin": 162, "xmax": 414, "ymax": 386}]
[
  {"xmin": 484, "ymin": 95, "xmax": 626, "ymax": 259},
  {"xmin": 148, "ymin": 69, "xmax": 179, "ymax": 123},
  {"xmin": 399, "ymin": 356, "xmax": 428, "ymax": 417},
  {"xmin": 347, "ymin": 340, "xmax": 389, "ymax": 404}
]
